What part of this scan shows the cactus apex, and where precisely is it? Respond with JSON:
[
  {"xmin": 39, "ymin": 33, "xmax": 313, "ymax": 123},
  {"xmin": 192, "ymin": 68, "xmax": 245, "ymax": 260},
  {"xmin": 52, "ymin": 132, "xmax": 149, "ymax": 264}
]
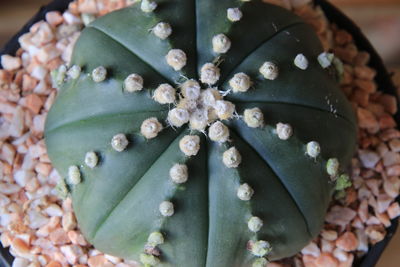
[
  {"xmin": 250, "ymin": 240, "xmax": 272, "ymax": 257},
  {"xmin": 147, "ymin": 231, "xmax": 165, "ymax": 246},
  {"xmin": 215, "ymin": 100, "xmax": 235, "ymax": 120},
  {"xmin": 152, "ymin": 22, "xmax": 172, "ymax": 40},
  {"xmin": 208, "ymin": 121, "xmax": 230, "ymax": 143},
  {"xmin": 259, "ymin": 61, "xmax": 278, "ymax": 80},
  {"xmin": 229, "ymin": 72, "xmax": 252, "ymax": 93},
  {"xmin": 276, "ymin": 123, "xmax": 293, "ymax": 140},
  {"xmin": 123, "ymin": 73, "xmax": 144, "ymax": 93},
  {"xmin": 200, "ymin": 63, "xmax": 220, "ymax": 85},
  {"xmin": 141, "ymin": 0, "xmax": 157, "ymax": 13},
  {"xmin": 181, "ymin": 80, "xmax": 201, "ymax": 100},
  {"xmin": 189, "ymin": 109, "xmax": 209, "ymax": 131},
  {"xmin": 68, "ymin": 165, "xmax": 81, "ymax": 185},
  {"xmin": 222, "ymin": 147, "xmax": 242, "ymax": 168},
  {"xmin": 167, "ymin": 108, "xmax": 190, "ymax": 127},
  {"xmin": 140, "ymin": 117, "xmax": 163, "ymax": 139},
  {"xmin": 306, "ymin": 141, "xmax": 320, "ymax": 158},
  {"xmin": 166, "ymin": 49, "xmax": 187, "ymax": 71},
  {"xmin": 237, "ymin": 183, "xmax": 254, "ymax": 201},
  {"xmin": 169, "ymin": 163, "xmax": 189, "ymax": 184},
  {"xmin": 111, "ymin": 133, "xmax": 129, "ymax": 152},
  {"xmin": 244, "ymin": 107, "xmax": 264, "ymax": 128},
  {"xmin": 227, "ymin": 7, "xmax": 243, "ymax": 22},
  {"xmin": 326, "ymin": 158, "xmax": 339, "ymax": 178},
  {"xmin": 200, "ymin": 88, "xmax": 222, "ymax": 107},
  {"xmin": 159, "ymin": 200, "xmax": 174, "ymax": 217},
  {"xmin": 294, "ymin": 53, "xmax": 309, "ymax": 70},
  {"xmin": 84, "ymin": 151, "xmax": 98, "ymax": 168},
  {"xmin": 212, "ymin": 33, "xmax": 231, "ymax": 54},
  {"xmin": 153, "ymin": 83, "xmax": 176, "ymax": 104},
  {"xmin": 67, "ymin": 65, "xmax": 81, "ymax": 80},
  {"xmin": 248, "ymin": 216, "xmax": 263, "ymax": 233},
  {"xmin": 92, "ymin": 66, "xmax": 107, "ymax": 83},
  {"xmin": 179, "ymin": 135, "xmax": 201, "ymax": 156}
]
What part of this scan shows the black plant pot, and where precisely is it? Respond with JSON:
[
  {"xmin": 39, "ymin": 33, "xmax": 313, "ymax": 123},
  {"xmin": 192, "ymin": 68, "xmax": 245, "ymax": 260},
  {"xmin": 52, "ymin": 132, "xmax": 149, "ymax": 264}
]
[{"xmin": 0, "ymin": 1, "xmax": 398, "ymax": 266}]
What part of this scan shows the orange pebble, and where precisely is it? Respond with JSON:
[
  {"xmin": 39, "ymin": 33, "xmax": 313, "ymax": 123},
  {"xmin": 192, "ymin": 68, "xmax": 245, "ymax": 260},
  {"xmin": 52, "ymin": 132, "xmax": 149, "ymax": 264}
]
[
  {"xmin": 314, "ymin": 253, "xmax": 339, "ymax": 267},
  {"xmin": 336, "ymin": 232, "xmax": 359, "ymax": 252}
]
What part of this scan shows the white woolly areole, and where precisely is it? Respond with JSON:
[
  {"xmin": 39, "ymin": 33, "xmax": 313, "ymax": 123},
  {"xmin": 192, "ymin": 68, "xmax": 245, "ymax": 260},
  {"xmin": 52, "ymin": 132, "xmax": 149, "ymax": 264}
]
[
  {"xmin": 318, "ymin": 52, "xmax": 334, "ymax": 68},
  {"xmin": 179, "ymin": 135, "xmax": 200, "ymax": 156},
  {"xmin": 237, "ymin": 183, "xmax": 254, "ymax": 201},
  {"xmin": 229, "ymin": 72, "xmax": 251, "ymax": 93},
  {"xmin": 306, "ymin": 141, "xmax": 321, "ymax": 158},
  {"xmin": 227, "ymin": 8, "xmax": 243, "ymax": 22},
  {"xmin": 140, "ymin": 254, "xmax": 160, "ymax": 266},
  {"xmin": 159, "ymin": 201, "xmax": 174, "ymax": 217},
  {"xmin": 259, "ymin": 61, "xmax": 278, "ymax": 80},
  {"xmin": 276, "ymin": 123, "xmax": 293, "ymax": 140},
  {"xmin": 153, "ymin": 22, "xmax": 172, "ymax": 40},
  {"xmin": 212, "ymin": 33, "xmax": 231, "ymax": 54},
  {"xmin": 244, "ymin": 107, "xmax": 264, "ymax": 128},
  {"xmin": 252, "ymin": 258, "xmax": 268, "ymax": 267},
  {"xmin": 248, "ymin": 216, "xmax": 263, "ymax": 232},
  {"xmin": 111, "ymin": 133, "xmax": 129, "ymax": 152},
  {"xmin": 92, "ymin": 66, "xmax": 107, "ymax": 82},
  {"xmin": 181, "ymin": 80, "xmax": 201, "ymax": 100},
  {"xmin": 215, "ymin": 100, "xmax": 235, "ymax": 120},
  {"xmin": 200, "ymin": 88, "xmax": 222, "ymax": 107},
  {"xmin": 147, "ymin": 232, "xmax": 164, "ymax": 246},
  {"xmin": 326, "ymin": 158, "xmax": 339, "ymax": 177},
  {"xmin": 140, "ymin": 117, "xmax": 163, "ymax": 139},
  {"xmin": 169, "ymin": 163, "xmax": 188, "ymax": 184},
  {"xmin": 124, "ymin": 73, "xmax": 144, "ymax": 92},
  {"xmin": 166, "ymin": 49, "xmax": 187, "ymax": 71},
  {"xmin": 294, "ymin": 53, "xmax": 309, "ymax": 70},
  {"xmin": 208, "ymin": 121, "xmax": 229, "ymax": 143},
  {"xmin": 189, "ymin": 109, "xmax": 209, "ymax": 131},
  {"xmin": 84, "ymin": 151, "xmax": 98, "ymax": 168},
  {"xmin": 222, "ymin": 147, "xmax": 242, "ymax": 168},
  {"xmin": 141, "ymin": 0, "xmax": 157, "ymax": 12},
  {"xmin": 153, "ymin": 83, "xmax": 176, "ymax": 104},
  {"xmin": 200, "ymin": 63, "xmax": 220, "ymax": 85},
  {"xmin": 167, "ymin": 108, "xmax": 190, "ymax": 127},
  {"xmin": 251, "ymin": 240, "xmax": 272, "ymax": 257},
  {"xmin": 67, "ymin": 65, "xmax": 81, "ymax": 79},
  {"xmin": 68, "ymin": 165, "xmax": 81, "ymax": 185}
]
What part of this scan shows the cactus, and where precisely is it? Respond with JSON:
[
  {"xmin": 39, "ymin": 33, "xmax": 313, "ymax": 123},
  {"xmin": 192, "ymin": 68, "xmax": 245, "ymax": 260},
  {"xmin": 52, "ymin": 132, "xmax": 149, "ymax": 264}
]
[{"xmin": 44, "ymin": 0, "xmax": 357, "ymax": 266}]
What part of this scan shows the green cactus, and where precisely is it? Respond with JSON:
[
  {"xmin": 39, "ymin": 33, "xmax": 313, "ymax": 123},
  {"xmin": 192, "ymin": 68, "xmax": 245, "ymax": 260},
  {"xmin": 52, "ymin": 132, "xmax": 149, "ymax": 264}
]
[{"xmin": 44, "ymin": 0, "xmax": 357, "ymax": 266}]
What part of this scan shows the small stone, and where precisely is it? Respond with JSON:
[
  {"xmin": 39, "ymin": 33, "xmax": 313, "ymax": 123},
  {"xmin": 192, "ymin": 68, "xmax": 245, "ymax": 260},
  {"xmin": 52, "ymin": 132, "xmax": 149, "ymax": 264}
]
[
  {"xmin": 140, "ymin": 253, "xmax": 160, "ymax": 266},
  {"xmin": 153, "ymin": 83, "xmax": 176, "ymax": 104},
  {"xmin": 358, "ymin": 150, "xmax": 379, "ymax": 169},
  {"xmin": 179, "ymin": 135, "xmax": 200, "ymax": 156},
  {"xmin": 222, "ymin": 147, "xmax": 242, "ymax": 168},
  {"xmin": 315, "ymin": 253, "xmax": 339, "ymax": 267},
  {"xmin": 166, "ymin": 49, "xmax": 187, "ymax": 71},
  {"xmin": 1, "ymin": 55, "xmax": 21, "ymax": 71},
  {"xmin": 244, "ymin": 107, "xmax": 264, "ymax": 128},
  {"xmin": 276, "ymin": 123, "xmax": 292, "ymax": 140},
  {"xmin": 250, "ymin": 240, "xmax": 272, "ymax": 257},
  {"xmin": 326, "ymin": 206, "xmax": 356, "ymax": 226},
  {"xmin": 215, "ymin": 100, "xmax": 235, "ymax": 120},
  {"xmin": 111, "ymin": 133, "xmax": 129, "ymax": 152},
  {"xmin": 387, "ymin": 202, "xmax": 400, "ymax": 219},
  {"xmin": 248, "ymin": 216, "xmax": 263, "ymax": 232},
  {"xmin": 169, "ymin": 163, "xmax": 188, "ymax": 184},
  {"xmin": 200, "ymin": 63, "xmax": 220, "ymax": 85},
  {"xmin": 140, "ymin": 117, "xmax": 163, "ymax": 139},
  {"xmin": 67, "ymin": 65, "xmax": 81, "ymax": 79},
  {"xmin": 147, "ymin": 232, "xmax": 164, "ymax": 246},
  {"xmin": 252, "ymin": 258, "xmax": 268, "ymax": 267},
  {"xmin": 92, "ymin": 66, "xmax": 107, "ymax": 82},
  {"xmin": 318, "ymin": 52, "xmax": 334, "ymax": 68},
  {"xmin": 306, "ymin": 141, "xmax": 320, "ymax": 158},
  {"xmin": 326, "ymin": 158, "xmax": 339, "ymax": 178},
  {"xmin": 181, "ymin": 80, "xmax": 201, "ymax": 100},
  {"xmin": 190, "ymin": 109, "xmax": 209, "ymax": 131},
  {"xmin": 237, "ymin": 183, "xmax": 254, "ymax": 201},
  {"xmin": 68, "ymin": 166, "xmax": 81, "ymax": 185},
  {"xmin": 208, "ymin": 121, "xmax": 229, "ymax": 143},
  {"xmin": 212, "ymin": 34, "xmax": 231, "ymax": 54},
  {"xmin": 153, "ymin": 22, "xmax": 172, "ymax": 39},
  {"xmin": 167, "ymin": 108, "xmax": 190, "ymax": 127},
  {"xmin": 141, "ymin": 0, "xmax": 157, "ymax": 12},
  {"xmin": 227, "ymin": 8, "xmax": 243, "ymax": 22},
  {"xmin": 229, "ymin": 72, "xmax": 251, "ymax": 93},
  {"xmin": 383, "ymin": 151, "xmax": 400, "ymax": 167},
  {"xmin": 84, "ymin": 151, "xmax": 98, "ymax": 168},
  {"xmin": 294, "ymin": 53, "xmax": 308, "ymax": 70},
  {"xmin": 123, "ymin": 73, "xmax": 144, "ymax": 92},
  {"xmin": 159, "ymin": 201, "xmax": 174, "ymax": 217},
  {"xmin": 336, "ymin": 232, "xmax": 358, "ymax": 252},
  {"xmin": 301, "ymin": 242, "xmax": 321, "ymax": 257},
  {"xmin": 259, "ymin": 61, "xmax": 278, "ymax": 80}
]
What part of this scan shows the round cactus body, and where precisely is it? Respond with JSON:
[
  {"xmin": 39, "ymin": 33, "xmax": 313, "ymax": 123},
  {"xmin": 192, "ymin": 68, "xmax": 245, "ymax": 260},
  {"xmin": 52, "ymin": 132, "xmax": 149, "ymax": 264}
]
[{"xmin": 44, "ymin": 0, "xmax": 357, "ymax": 266}]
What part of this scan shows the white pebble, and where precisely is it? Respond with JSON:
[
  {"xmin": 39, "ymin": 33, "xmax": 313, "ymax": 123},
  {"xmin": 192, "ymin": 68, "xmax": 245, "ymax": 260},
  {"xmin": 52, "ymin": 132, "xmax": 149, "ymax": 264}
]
[
  {"xmin": 294, "ymin": 53, "xmax": 308, "ymax": 70},
  {"xmin": 318, "ymin": 52, "xmax": 334, "ymax": 68},
  {"xmin": 306, "ymin": 141, "xmax": 320, "ymax": 158}
]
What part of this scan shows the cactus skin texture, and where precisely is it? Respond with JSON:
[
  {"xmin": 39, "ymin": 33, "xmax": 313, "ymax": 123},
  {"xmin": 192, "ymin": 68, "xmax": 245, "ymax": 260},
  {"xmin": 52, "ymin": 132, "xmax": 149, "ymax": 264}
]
[{"xmin": 44, "ymin": 0, "xmax": 357, "ymax": 266}]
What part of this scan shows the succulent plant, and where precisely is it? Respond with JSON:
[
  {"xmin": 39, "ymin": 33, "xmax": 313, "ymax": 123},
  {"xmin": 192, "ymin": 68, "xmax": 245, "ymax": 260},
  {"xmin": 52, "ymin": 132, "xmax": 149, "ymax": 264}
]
[{"xmin": 44, "ymin": 0, "xmax": 357, "ymax": 266}]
